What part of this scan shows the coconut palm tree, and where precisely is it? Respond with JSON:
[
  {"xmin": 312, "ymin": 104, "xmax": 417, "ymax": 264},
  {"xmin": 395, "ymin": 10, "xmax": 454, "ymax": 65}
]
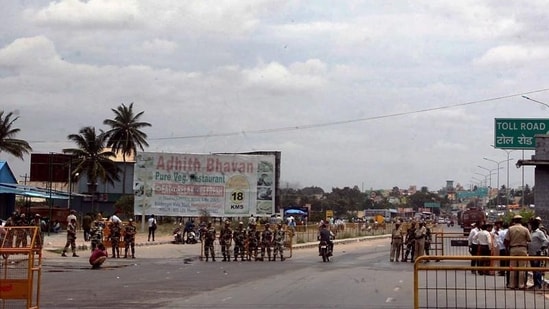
[
  {"xmin": 63, "ymin": 126, "xmax": 120, "ymax": 193},
  {"xmin": 0, "ymin": 111, "xmax": 32, "ymax": 159},
  {"xmin": 104, "ymin": 103, "xmax": 151, "ymax": 194}
]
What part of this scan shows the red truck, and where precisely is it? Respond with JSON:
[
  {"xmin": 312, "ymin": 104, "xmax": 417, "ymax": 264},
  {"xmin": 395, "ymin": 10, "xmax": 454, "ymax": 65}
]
[{"xmin": 461, "ymin": 207, "xmax": 486, "ymax": 235}]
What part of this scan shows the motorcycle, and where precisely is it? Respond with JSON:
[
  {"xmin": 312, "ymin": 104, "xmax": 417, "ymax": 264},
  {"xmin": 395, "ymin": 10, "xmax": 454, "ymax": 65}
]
[
  {"xmin": 186, "ymin": 230, "xmax": 198, "ymax": 244},
  {"xmin": 447, "ymin": 220, "xmax": 454, "ymax": 227},
  {"xmin": 172, "ymin": 224, "xmax": 184, "ymax": 244},
  {"xmin": 319, "ymin": 240, "xmax": 330, "ymax": 262}
]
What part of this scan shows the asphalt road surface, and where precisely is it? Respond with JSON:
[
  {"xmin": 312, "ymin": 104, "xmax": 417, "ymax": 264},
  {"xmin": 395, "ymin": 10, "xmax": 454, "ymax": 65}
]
[{"xmin": 38, "ymin": 237, "xmax": 414, "ymax": 309}]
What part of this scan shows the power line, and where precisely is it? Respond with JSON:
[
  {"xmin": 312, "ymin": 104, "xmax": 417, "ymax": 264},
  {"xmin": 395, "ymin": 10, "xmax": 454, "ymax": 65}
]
[{"xmin": 28, "ymin": 87, "xmax": 549, "ymax": 144}]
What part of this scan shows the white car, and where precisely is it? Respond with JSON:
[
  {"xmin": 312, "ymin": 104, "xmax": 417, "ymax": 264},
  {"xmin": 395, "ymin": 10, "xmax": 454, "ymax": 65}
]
[{"xmin": 437, "ymin": 218, "xmax": 446, "ymax": 224}]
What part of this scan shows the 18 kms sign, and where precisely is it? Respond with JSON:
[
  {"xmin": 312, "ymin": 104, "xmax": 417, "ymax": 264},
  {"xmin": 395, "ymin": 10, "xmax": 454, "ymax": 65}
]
[{"xmin": 494, "ymin": 118, "xmax": 549, "ymax": 149}]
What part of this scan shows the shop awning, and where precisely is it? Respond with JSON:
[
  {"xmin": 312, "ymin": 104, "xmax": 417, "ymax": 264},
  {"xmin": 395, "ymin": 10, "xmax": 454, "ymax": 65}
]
[{"xmin": 0, "ymin": 183, "xmax": 88, "ymax": 200}]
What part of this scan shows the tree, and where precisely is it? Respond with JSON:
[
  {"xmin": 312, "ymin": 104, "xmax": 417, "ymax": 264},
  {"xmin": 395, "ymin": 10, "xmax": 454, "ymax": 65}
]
[
  {"xmin": 0, "ymin": 111, "xmax": 32, "ymax": 159},
  {"xmin": 63, "ymin": 126, "xmax": 120, "ymax": 192},
  {"xmin": 104, "ymin": 103, "xmax": 151, "ymax": 195}
]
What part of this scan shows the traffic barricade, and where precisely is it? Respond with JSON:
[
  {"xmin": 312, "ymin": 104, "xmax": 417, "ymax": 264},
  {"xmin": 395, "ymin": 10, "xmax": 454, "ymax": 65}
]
[
  {"xmin": 430, "ymin": 231, "xmax": 471, "ymax": 256},
  {"xmin": 414, "ymin": 255, "xmax": 549, "ymax": 309},
  {"xmin": 0, "ymin": 226, "xmax": 42, "ymax": 309}
]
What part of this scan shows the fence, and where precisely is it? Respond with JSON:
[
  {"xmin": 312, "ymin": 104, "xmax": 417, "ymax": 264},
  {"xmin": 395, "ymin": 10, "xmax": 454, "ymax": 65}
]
[
  {"xmin": 414, "ymin": 255, "xmax": 549, "ymax": 309},
  {"xmin": 430, "ymin": 231, "xmax": 471, "ymax": 257},
  {"xmin": 0, "ymin": 226, "xmax": 43, "ymax": 309}
]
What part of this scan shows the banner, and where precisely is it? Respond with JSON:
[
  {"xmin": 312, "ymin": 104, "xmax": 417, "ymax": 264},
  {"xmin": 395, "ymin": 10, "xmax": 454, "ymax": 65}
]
[{"xmin": 133, "ymin": 152, "xmax": 276, "ymax": 217}]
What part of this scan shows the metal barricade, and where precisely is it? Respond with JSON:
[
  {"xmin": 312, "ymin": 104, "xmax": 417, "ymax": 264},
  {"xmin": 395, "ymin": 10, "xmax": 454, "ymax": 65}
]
[
  {"xmin": 414, "ymin": 255, "xmax": 549, "ymax": 309},
  {"xmin": 0, "ymin": 226, "xmax": 42, "ymax": 309},
  {"xmin": 431, "ymin": 231, "xmax": 471, "ymax": 256}
]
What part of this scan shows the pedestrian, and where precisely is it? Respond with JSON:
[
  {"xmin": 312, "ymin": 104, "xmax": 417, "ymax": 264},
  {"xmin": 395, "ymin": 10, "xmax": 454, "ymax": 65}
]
[
  {"xmin": 61, "ymin": 218, "xmax": 79, "ymax": 257},
  {"xmin": 467, "ymin": 222, "xmax": 480, "ymax": 274},
  {"xmin": 473, "ymin": 223, "xmax": 492, "ymax": 275},
  {"xmin": 233, "ymin": 222, "xmax": 246, "ymax": 261},
  {"xmin": 527, "ymin": 218, "xmax": 548, "ymax": 289},
  {"xmin": 273, "ymin": 223, "xmax": 286, "ymax": 261},
  {"xmin": 67, "ymin": 209, "xmax": 77, "ymax": 230},
  {"xmin": 201, "ymin": 222, "xmax": 216, "ymax": 262},
  {"xmin": 109, "ymin": 210, "xmax": 122, "ymax": 224},
  {"xmin": 414, "ymin": 222, "xmax": 427, "ymax": 262},
  {"xmin": 109, "ymin": 221, "xmax": 121, "ymax": 258},
  {"xmin": 82, "ymin": 213, "xmax": 92, "ymax": 241},
  {"xmin": 493, "ymin": 221, "xmax": 508, "ymax": 280},
  {"xmin": 403, "ymin": 222, "xmax": 416, "ymax": 262},
  {"xmin": 504, "ymin": 214, "xmax": 531, "ymax": 289},
  {"xmin": 147, "ymin": 214, "xmax": 157, "ymax": 241},
  {"xmin": 89, "ymin": 243, "xmax": 108, "ymax": 269},
  {"xmin": 124, "ymin": 219, "xmax": 137, "ymax": 258},
  {"xmin": 219, "ymin": 220, "xmax": 233, "ymax": 262}
]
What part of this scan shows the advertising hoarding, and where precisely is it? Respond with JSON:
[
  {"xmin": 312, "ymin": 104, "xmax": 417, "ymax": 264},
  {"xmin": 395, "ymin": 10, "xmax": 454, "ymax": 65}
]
[{"xmin": 133, "ymin": 152, "xmax": 276, "ymax": 217}]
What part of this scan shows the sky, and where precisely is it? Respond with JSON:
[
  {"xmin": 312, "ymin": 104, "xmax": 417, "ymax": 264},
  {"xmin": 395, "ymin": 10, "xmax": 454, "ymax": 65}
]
[{"xmin": 2, "ymin": 0, "xmax": 549, "ymax": 192}]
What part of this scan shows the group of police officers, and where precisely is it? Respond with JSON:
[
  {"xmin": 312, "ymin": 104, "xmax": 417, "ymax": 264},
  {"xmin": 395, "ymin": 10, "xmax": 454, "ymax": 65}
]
[{"xmin": 200, "ymin": 221, "xmax": 287, "ymax": 262}]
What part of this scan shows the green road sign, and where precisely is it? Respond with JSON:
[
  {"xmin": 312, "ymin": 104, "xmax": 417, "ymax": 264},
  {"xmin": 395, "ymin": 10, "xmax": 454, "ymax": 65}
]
[{"xmin": 494, "ymin": 118, "xmax": 549, "ymax": 149}]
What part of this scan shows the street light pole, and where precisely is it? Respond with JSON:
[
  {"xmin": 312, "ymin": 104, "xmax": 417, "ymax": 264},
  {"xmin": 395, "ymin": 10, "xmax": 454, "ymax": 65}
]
[
  {"xmin": 477, "ymin": 165, "xmax": 502, "ymax": 188},
  {"xmin": 484, "ymin": 157, "xmax": 513, "ymax": 208}
]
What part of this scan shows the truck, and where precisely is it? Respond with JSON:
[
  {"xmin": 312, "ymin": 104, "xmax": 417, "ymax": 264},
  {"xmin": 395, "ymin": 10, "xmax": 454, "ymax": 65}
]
[{"xmin": 461, "ymin": 207, "xmax": 486, "ymax": 235}]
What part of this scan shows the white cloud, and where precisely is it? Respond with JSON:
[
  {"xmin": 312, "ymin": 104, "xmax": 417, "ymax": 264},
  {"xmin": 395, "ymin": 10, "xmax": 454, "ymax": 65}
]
[
  {"xmin": 139, "ymin": 39, "xmax": 178, "ymax": 55},
  {"xmin": 474, "ymin": 45, "xmax": 549, "ymax": 65}
]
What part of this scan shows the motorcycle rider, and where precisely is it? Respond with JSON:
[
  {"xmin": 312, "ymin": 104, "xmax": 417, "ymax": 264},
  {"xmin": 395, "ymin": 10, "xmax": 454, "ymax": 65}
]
[{"xmin": 318, "ymin": 223, "xmax": 334, "ymax": 256}]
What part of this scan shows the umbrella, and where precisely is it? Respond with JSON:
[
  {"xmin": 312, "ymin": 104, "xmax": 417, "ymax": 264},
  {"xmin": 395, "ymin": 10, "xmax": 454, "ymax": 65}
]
[{"xmin": 285, "ymin": 209, "xmax": 306, "ymax": 215}]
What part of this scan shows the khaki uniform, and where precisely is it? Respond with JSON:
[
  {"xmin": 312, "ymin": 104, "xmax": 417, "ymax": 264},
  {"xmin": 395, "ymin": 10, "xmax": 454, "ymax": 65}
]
[
  {"xmin": 390, "ymin": 226, "xmax": 404, "ymax": 262},
  {"xmin": 414, "ymin": 225, "xmax": 427, "ymax": 261},
  {"xmin": 505, "ymin": 223, "xmax": 531, "ymax": 289}
]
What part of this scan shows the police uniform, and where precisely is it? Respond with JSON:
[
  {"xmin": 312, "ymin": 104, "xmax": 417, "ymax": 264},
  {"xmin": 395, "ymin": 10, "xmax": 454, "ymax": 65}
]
[
  {"xmin": 233, "ymin": 223, "xmax": 246, "ymax": 261},
  {"xmin": 201, "ymin": 223, "xmax": 216, "ymax": 262},
  {"xmin": 505, "ymin": 215, "xmax": 531, "ymax": 289},
  {"xmin": 124, "ymin": 220, "xmax": 137, "ymax": 258},
  {"xmin": 90, "ymin": 221, "xmax": 103, "ymax": 251},
  {"xmin": 246, "ymin": 223, "xmax": 259, "ymax": 261},
  {"xmin": 273, "ymin": 224, "xmax": 286, "ymax": 261},
  {"xmin": 390, "ymin": 223, "xmax": 403, "ymax": 262},
  {"xmin": 220, "ymin": 221, "xmax": 233, "ymax": 262},
  {"xmin": 260, "ymin": 223, "xmax": 274, "ymax": 261},
  {"xmin": 62, "ymin": 219, "xmax": 79, "ymax": 257},
  {"xmin": 110, "ymin": 222, "xmax": 121, "ymax": 258}
]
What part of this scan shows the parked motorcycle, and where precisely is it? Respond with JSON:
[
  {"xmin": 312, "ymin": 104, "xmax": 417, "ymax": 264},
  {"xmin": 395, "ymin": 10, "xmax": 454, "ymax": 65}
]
[{"xmin": 186, "ymin": 230, "xmax": 198, "ymax": 244}]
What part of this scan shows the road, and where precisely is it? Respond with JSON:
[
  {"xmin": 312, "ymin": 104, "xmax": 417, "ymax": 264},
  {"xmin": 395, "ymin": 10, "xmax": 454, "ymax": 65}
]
[{"xmin": 38, "ymin": 237, "xmax": 414, "ymax": 309}]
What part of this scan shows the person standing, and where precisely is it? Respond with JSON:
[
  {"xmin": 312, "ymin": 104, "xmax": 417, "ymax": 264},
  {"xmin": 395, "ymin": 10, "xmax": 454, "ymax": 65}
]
[
  {"xmin": 31, "ymin": 214, "xmax": 46, "ymax": 249},
  {"xmin": 403, "ymin": 222, "xmax": 416, "ymax": 262},
  {"xmin": 109, "ymin": 221, "xmax": 121, "ymax": 258},
  {"xmin": 390, "ymin": 221, "xmax": 404, "ymax": 262},
  {"xmin": 246, "ymin": 222, "xmax": 259, "ymax": 261},
  {"xmin": 202, "ymin": 222, "xmax": 216, "ymax": 262},
  {"xmin": 67, "ymin": 210, "xmax": 77, "ymax": 231},
  {"xmin": 473, "ymin": 223, "xmax": 492, "ymax": 275},
  {"xmin": 82, "ymin": 213, "xmax": 92, "ymax": 241},
  {"xmin": 273, "ymin": 223, "xmax": 286, "ymax": 261},
  {"xmin": 61, "ymin": 218, "xmax": 79, "ymax": 257},
  {"xmin": 89, "ymin": 221, "xmax": 103, "ymax": 251},
  {"xmin": 414, "ymin": 222, "xmax": 427, "ymax": 262},
  {"xmin": 468, "ymin": 222, "xmax": 480, "ymax": 274},
  {"xmin": 233, "ymin": 222, "xmax": 246, "ymax": 261},
  {"xmin": 124, "ymin": 219, "xmax": 137, "ymax": 258},
  {"xmin": 504, "ymin": 215, "xmax": 531, "ymax": 289},
  {"xmin": 528, "ymin": 218, "xmax": 548, "ymax": 289},
  {"xmin": 260, "ymin": 222, "xmax": 274, "ymax": 261},
  {"xmin": 89, "ymin": 243, "xmax": 108, "ymax": 269},
  {"xmin": 147, "ymin": 214, "xmax": 157, "ymax": 242},
  {"xmin": 493, "ymin": 221, "xmax": 509, "ymax": 281},
  {"xmin": 219, "ymin": 220, "xmax": 233, "ymax": 262}
]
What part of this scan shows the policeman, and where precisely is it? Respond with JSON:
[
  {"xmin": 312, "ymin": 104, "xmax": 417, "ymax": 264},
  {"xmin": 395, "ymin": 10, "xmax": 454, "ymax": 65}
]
[
  {"xmin": 233, "ymin": 222, "xmax": 246, "ymax": 261},
  {"xmin": 61, "ymin": 218, "xmax": 79, "ymax": 257},
  {"xmin": 260, "ymin": 223, "xmax": 274, "ymax": 261},
  {"xmin": 110, "ymin": 221, "xmax": 121, "ymax": 258},
  {"xmin": 124, "ymin": 219, "xmax": 137, "ymax": 259},
  {"xmin": 220, "ymin": 220, "xmax": 233, "ymax": 262},
  {"xmin": 403, "ymin": 222, "xmax": 416, "ymax": 262},
  {"xmin": 273, "ymin": 223, "xmax": 286, "ymax": 261},
  {"xmin": 89, "ymin": 221, "xmax": 102, "ymax": 251},
  {"xmin": 202, "ymin": 222, "xmax": 216, "ymax": 262},
  {"xmin": 246, "ymin": 222, "xmax": 259, "ymax": 261},
  {"xmin": 390, "ymin": 221, "xmax": 404, "ymax": 262}
]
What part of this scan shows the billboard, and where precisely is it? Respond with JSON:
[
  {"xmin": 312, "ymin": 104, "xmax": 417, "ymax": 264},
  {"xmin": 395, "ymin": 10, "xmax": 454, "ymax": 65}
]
[
  {"xmin": 30, "ymin": 153, "xmax": 73, "ymax": 182},
  {"xmin": 133, "ymin": 152, "xmax": 277, "ymax": 217}
]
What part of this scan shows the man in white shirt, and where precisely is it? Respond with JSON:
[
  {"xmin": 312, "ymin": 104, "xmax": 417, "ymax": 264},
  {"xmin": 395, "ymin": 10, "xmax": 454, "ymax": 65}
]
[
  {"xmin": 493, "ymin": 221, "xmax": 509, "ymax": 280},
  {"xmin": 467, "ymin": 222, "xmax": 480, "ymax": 274},
  {"xmin": 473, "ymin": 223, "xmax": 492, "ymax": 275}
]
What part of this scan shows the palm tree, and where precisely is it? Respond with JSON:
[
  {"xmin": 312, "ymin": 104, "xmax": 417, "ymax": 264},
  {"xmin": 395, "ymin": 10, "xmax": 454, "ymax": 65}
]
[
  {"xmin": 104, "ymin": 103, "xmax": 151, "ymax": 194},
  {"xmin": 63, "ymin": 127, "xmax": 120, "ymax": 195},
  {"xmin": 0, "ymin": 111, "xmax": 32, "ymax": 159}
]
